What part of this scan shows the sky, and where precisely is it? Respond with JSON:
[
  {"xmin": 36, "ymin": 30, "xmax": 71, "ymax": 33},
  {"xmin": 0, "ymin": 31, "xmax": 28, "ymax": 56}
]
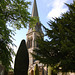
[{"xmin": 11, "ymin": 0, "xmax": 73, "ymax": 68}]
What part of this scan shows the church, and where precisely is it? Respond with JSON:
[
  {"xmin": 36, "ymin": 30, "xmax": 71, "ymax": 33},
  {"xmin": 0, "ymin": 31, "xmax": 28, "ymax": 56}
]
[
  {"xmin": 26, "ymin": 0, "xmax": 47, "ymax": 75},
  {"xmin": 26, "ymin": 0, "xmax": 43, "ymax": 65},
  {"xmin": 26, "ymin": 0, "xmax": 75, "ymax": 75}
]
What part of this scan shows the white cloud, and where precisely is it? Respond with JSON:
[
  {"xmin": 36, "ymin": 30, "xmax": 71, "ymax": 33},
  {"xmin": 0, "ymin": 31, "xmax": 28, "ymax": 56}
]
[{"xmin": 47, "ymin": 0, "xmax": 68, "ymax": 20}]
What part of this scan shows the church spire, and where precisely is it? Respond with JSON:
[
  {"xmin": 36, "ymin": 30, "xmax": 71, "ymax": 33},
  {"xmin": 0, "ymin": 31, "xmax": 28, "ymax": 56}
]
[{"xmin": 31, "ymin": 0, "xmax": 38, "ymax": 17}]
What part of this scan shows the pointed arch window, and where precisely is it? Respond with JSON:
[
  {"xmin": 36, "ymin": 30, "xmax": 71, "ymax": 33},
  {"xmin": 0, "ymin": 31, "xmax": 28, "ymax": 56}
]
[{"xmin": 27, "ymin": 38, "xmax": 33, "ymax": 48}]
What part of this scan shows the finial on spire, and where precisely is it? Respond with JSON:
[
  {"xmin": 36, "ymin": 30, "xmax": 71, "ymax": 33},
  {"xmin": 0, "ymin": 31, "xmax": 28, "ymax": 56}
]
[{"xmin": 31, "ymin": 0, "xmax": 39, "ymax": 17}]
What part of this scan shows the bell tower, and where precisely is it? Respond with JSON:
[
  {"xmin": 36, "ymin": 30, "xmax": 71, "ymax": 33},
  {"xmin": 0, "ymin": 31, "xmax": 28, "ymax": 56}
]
[{"xmin": 26, "ymin": 0, "xmax": 43, "ymax": 66}]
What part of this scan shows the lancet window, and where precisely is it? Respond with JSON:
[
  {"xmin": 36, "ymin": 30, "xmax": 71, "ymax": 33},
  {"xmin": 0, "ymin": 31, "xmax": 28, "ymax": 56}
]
[{"xmin": 27, "ymin": 38, "xmax": 32, "ymax": 48}]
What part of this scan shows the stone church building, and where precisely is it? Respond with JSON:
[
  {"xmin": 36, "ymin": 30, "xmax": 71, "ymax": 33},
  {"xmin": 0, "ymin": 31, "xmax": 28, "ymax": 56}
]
[
  {"xmin": 26, "ymin": 0, "xmax": 47, "ymax": 75},
  {"xmin": 26, "ymin": 0, "xmax": 75, "ymax": 75},
  {"xmin": 26, "ymin": 0, "xmax": 43, "ymax": 66}
]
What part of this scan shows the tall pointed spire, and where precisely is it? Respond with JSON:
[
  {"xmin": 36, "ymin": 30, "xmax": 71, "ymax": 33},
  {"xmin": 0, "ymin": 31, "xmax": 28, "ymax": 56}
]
[{"xmin": 31, "ymin": 0, "xmax": 38, "ymax": 17}]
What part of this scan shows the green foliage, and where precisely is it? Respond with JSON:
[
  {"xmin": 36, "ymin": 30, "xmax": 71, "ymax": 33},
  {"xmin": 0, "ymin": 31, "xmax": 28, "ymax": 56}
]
[
  {"xmin": 34, "ymin": 64, "xmax": 39, "ymax": 75},
  {"xmin": 0, "ymin": 0, "xmax": 33, "ymax": 71},
  {"xmin": 32, "ymin": 2, "xmax": 75, "ymax": 72},
  {"xmin": 0, "ymin": 0, "xmax": 32, "ymax": 29},
  {"xmin": 14, "ymin": 40, "xmax": 29, "ymax": 75},
  {"xmin": 29, "ymin": 16, "xmax": 39, "ymax": 28},
  {"xmin": 0, "ymin": 24, "xmax": 15, "ymax": 71}
]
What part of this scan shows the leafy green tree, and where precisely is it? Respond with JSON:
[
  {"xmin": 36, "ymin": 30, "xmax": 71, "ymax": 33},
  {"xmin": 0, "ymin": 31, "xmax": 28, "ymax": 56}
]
[
  {"xmin": 32, "ymin": 2, "xmax": 75, "ymax": 72},
  {"xmin": 0, "ymin": 0, "xmax": 32, "ymax": 29},
  {"xmin": 0, "ymin": 0, "xmax": 33, "ymax": 71},
  {"xmin": 14, "ymin": 40, "xmax": 29, "ymax": 75},
  {"xmin": 0, "ymin": 24, "xmax": 15, "ymax": 71}
]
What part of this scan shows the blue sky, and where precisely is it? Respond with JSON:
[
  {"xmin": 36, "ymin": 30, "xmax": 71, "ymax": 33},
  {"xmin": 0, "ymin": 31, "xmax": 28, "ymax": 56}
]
[
  {"xmin": 13, "ymin": 0, "xmax": 73, "ymax": 52},
  {"xmin": 11, "ymin": 0, "xmax": 73, "ymax": 68}
]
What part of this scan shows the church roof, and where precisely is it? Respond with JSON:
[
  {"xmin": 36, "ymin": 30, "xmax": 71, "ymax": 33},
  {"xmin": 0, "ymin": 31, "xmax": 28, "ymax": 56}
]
[
  {"xmin": 31, "ymin": 0, "xmax": 38, "ymax": 17},
  {"xmin": 27, "ymin": 0, "xmax": 43, "ymax": 34}
]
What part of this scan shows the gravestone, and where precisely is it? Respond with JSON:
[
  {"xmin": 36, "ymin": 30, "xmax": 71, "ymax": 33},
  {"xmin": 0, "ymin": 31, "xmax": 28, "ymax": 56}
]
[{"xmin": 0, "ymin": 61, "xmax": 4, "ymax": 75}]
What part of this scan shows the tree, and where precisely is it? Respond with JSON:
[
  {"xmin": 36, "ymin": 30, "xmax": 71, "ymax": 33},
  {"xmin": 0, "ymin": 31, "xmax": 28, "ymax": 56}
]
[
  {"xmin": 0, "ymin": 0, "xmax": 32, "ymax": 29},
  {"xmin": 0, "ymin": 0, "xmax": 33, "ymax": 71},
  {"xmin": 32, "ymin": 2, "xmax": 75, "ymax": 72},
  {"xmin": 14, "ymin": 40, "xmax": 29, "ymax": 75},
  {"xmin": 0, "ymin": 24, "xmax": 15, "ymax": 71}
]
